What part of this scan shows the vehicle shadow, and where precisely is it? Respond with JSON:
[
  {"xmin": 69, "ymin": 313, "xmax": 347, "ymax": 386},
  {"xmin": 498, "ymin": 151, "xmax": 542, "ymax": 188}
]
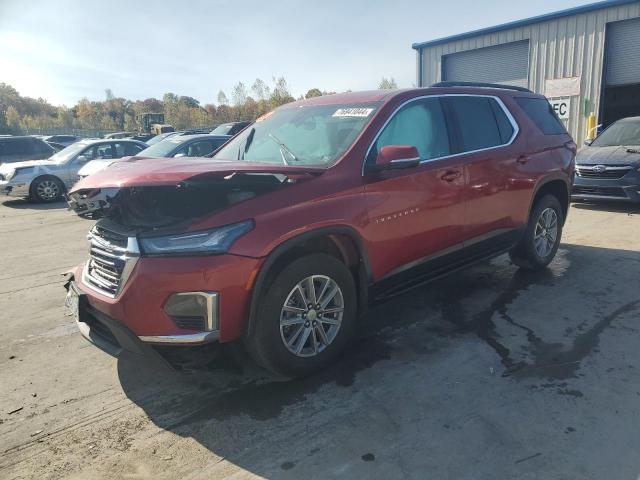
[
  {"xmin": 571, "ymin": 200, "xmax": 640, "ymax": 214},
  {"xmin": 117, "ymin": 243, "xmax": 640, "ymax": 478},
  {"xmin": 1, "ymin": 198, "xmax": 68, "ymax": 210}
]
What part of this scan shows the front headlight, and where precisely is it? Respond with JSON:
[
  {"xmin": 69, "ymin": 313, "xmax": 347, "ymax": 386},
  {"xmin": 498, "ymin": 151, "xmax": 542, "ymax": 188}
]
[
  {"xmin": 7, "ymin": 167, "xmax": 34, "ymax": 181},
  {"xmin": 139, "ymin": 220, "xmax": 253, "ymax": 256},
  {"xmin": 3, "ymin": 170, "xmax": 15, "ymax": 181}
]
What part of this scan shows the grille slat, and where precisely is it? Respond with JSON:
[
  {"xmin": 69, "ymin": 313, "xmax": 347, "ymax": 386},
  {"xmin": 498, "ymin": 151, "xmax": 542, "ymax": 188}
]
[
  {"xmin": 576, "ymin": 165, "xmax": 632, "ymax": 180},
  {"xmin": 84, "ymin": 226, "xmax": 138, "ymax": 298},
  {"xmin": 573, "ymin": 186, "xmax": 628, "ymax": 198}
]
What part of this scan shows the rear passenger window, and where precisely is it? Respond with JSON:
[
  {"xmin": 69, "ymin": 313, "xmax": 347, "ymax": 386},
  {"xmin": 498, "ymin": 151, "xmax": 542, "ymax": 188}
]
[
  {"xmin": 446, "ymin": 97, "xmax": 513, "ymax": 153},
  {"xmin": 370, "ymin": 97, "xmax": 450, "ymax": 163},
  {"xmin": 514, "ymin": 97, "xmax": 566, "ymax": 135}
]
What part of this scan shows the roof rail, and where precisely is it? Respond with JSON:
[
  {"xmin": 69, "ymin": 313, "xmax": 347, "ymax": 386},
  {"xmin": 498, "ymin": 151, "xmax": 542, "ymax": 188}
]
[{"xmin": 431, "ymin": 81, "xmax": 533, "ymax": 93}]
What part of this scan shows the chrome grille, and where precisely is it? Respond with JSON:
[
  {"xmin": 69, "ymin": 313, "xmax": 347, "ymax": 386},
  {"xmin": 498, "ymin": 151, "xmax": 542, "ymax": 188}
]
[
  {"xmin": 83, "ymin": 226, "xmax": 139, "ymax": 297},
  {"xmin": 576, "ymin": 165, "xmax": 632, "ymax": 179}
]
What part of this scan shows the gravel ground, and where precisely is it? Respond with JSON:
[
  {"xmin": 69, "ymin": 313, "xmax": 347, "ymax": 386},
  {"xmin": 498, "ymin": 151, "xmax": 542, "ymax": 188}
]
[{"xmin": 1, "ymin": 198, "xmax": 639, "ymax": 480}]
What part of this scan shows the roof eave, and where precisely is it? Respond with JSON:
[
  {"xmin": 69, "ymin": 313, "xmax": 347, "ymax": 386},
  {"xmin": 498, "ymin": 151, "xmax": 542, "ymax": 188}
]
[{"xmin": 412, "ymin": 0, "xmax": 639, "ymax": 50}]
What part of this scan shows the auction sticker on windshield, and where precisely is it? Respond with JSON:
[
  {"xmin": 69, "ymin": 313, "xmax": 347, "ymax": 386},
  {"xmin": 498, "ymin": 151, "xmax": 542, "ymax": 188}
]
[{"xmin": 332, "ymin": 108, "xmax": 374, "ymax": 117}]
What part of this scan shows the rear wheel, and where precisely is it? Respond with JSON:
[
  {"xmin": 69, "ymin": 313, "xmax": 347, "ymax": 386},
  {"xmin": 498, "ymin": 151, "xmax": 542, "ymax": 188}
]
[
  {"xmin": 245, "ymin": 253, "xmax": 357, "ymax": 377},
  {"xmin": 30, "ymin": 176, "xmax": 64, "ymax": 203},
  {"xmin": 510, "ymin": 194, "xmax": 564, "ymax": 270}
]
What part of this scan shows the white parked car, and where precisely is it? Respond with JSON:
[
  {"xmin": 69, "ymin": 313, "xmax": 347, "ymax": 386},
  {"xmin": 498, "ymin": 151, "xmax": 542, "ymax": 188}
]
[{"xmin": 0, "ymin": 139, "xmax": 146, "ymax": 202}]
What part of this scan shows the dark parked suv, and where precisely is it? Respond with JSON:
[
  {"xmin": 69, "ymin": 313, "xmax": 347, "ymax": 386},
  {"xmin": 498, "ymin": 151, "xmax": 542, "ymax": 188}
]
[
  {"xmin": 0, "ymin": 136, "xmax": 56, "ymax": 165},
  {"xmin": 65, "ymin": 83, "xmax": 575, "ymax": 377}
]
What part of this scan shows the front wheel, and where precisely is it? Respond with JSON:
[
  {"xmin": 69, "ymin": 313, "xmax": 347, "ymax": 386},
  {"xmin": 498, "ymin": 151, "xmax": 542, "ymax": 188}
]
[
  {"xmin": 30, "ymin": 176, "xmax": 64, "ymax": 203},
  {"xmin": 510, "ymin": 194, "xmax": 564, "ymax": 270},
  {"xmin": 245, "ymin": 253, "xmax": 357, "ymax": 377}
]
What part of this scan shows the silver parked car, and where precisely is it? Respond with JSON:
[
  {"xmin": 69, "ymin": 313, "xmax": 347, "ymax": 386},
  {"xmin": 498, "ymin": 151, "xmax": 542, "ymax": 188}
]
[{"xmin": 0, "ymin": 139, "xmax": 146, "ymax": 202}]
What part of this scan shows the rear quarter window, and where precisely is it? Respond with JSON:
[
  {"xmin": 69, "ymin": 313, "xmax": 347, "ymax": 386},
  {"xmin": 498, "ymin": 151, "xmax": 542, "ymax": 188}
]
[{"xmin": 514, "ymin": 97, "xmax": 567, "ymax": 135}]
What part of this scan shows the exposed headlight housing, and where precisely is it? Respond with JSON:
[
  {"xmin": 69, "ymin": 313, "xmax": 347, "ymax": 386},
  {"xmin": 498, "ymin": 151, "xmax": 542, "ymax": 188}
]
[
  {"xmin": 6, "ymin": 167, "xmax": 35, "ymax": 181},
  {"xmin": 139, "ymin": 220, "xmax": 253, "ymax": 256}
]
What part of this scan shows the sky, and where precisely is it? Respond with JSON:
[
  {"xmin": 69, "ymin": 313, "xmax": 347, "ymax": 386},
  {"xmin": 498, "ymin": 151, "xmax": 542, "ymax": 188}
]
[{"xmin": 0, "ymin": 0, "xmax": 589, "ymax": 106}]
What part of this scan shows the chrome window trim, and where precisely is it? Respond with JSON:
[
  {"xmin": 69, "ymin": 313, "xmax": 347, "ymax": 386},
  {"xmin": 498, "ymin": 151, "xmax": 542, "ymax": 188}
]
[{"xmin": 362, "ymin": 93, "xmax": 520, "ymax": 175}]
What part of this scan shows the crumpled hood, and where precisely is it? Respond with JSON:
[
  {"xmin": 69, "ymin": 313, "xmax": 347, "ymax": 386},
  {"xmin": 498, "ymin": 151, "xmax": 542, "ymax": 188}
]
[
  {"xmin": 69, "ymin": 156, "xmax": 324, "ymax": 193},
  {"xmin": 576, "ymin": 145, "xmax": 640, "ymax": 166},
  {"xmin": 0, "ymin": 159, "xmax": 58, "ymax": 174}
]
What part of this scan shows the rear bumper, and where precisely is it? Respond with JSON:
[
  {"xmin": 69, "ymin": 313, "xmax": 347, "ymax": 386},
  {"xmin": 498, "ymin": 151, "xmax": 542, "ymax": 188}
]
[{"xmin": 571, "ymin": 174, "xmax": 640, "ymax": 203}]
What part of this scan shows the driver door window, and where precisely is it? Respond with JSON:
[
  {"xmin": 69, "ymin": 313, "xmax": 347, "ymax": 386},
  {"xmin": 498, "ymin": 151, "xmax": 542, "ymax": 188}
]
[
  {"xmin": 368, "ymin": 97, "xmax": 450, "ymax": 164},
  {"xmin": 95, "ymin": 144, "xmax": 114, "ymax": 159}
]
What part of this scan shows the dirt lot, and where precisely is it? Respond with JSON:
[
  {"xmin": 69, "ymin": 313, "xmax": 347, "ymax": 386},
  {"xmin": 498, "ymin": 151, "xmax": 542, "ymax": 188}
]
[{"xmin": 1, "ymin": 197, "xmax": 639, "ymax": 480}]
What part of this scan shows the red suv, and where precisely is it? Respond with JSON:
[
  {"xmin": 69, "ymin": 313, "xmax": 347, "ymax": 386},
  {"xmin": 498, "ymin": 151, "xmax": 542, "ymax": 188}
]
[{"xmin": 65, "ymin": 83, "xmax": 575, "ymax": 377}]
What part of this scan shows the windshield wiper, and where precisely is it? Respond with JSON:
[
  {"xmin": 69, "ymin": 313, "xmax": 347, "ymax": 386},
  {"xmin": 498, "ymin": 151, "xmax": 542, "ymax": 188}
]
[{"xmin": 267, "ymin": 133, "xmax": 298, "ymax": 165}]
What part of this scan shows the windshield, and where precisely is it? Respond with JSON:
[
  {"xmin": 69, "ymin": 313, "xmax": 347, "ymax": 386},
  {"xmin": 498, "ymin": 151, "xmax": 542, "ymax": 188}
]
[
  {"xmin": 214, "ymin": 102, "xmax": 381, "ymax": 167},
  {"xmin": 145, "ymin": 132, "xmax": 176, "ymax": 146},
  {"xmin": 592, "ymin": 119, "xmax": 640, "ymax": 147},
  {"xmin": 211, "ymin": 124, "xmax": 234, "ymax": 135},
  {"xmin": 49, "ymin": 142, "xmax": 89, "ymax": 163},
  {"xmin": 137, "ymin": 137, "xmax": 183, "ymax": 157}
]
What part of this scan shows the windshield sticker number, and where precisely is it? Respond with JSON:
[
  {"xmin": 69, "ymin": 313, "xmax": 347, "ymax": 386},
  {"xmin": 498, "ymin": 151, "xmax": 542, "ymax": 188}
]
[{"xmin": 332, "ymin": 108, "xmax": 374, "ymax": 118}]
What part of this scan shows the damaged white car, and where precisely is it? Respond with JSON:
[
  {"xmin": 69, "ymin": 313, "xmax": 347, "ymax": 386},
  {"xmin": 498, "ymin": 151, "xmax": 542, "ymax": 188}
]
[{"xmin": 0, "ymin": 139, "xmax": 145, "ymax": 202}]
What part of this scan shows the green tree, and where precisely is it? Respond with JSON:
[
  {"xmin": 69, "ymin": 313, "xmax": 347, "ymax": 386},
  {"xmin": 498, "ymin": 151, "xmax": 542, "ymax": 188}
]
[
  {"xmin": 378, "ymin": 77, "xmax": 398, "ymax": 89},
  {"xmin": 5, "ymin": 106, "xmax": 22, "ymax": 133},
  {"xmin": 305, "ymin": 88, "xmax": 322, "ymax": 99}
]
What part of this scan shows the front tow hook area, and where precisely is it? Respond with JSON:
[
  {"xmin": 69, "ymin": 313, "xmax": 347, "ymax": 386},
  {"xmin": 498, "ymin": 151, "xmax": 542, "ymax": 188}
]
[{"xmin": 64, "ymin": 278, "xmax": 172, "ymax": 370}]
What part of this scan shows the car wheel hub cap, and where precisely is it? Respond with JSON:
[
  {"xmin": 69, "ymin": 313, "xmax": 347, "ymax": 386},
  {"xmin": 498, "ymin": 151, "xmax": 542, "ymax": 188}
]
[
  {"xmin": 280, "ymin": 274, "xmax": 344, "ymax": 358},
  {"xmin": 534, "ymin": 207, "xmax": 558, "ymax": 258},
  {"xmin": 37, "ymin": 181, "xmax": 59, "ymax": 200}
]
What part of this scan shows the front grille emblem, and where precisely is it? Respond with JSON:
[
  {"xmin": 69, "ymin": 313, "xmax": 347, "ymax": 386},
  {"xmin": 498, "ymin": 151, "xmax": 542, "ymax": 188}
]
[{"xmin": 593, "ymin": 164, "xmax": 607, "ymax": 173}]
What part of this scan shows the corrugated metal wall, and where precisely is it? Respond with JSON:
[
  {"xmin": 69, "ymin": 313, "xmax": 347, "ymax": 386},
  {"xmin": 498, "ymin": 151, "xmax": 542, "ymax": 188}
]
[{"xmin": 418, "ymin": 2, "xmax": 640, "ymax": 144}]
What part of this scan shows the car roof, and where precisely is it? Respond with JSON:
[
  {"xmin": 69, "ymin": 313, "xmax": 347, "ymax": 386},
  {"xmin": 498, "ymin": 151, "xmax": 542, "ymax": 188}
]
[
  {"xmin": 165, "ymin": 134, "xmax": 231, "ymax": 142},
  {"xmin": 76, "ymin": 138, "xmax": 145, "ymax": 145},
  {"xmin": 282, "ymin": 85, "xmax": 541, "ymax": 110},
  {"xmin": 3, "ymin": 135, "xmax": 48, "ymax": 141},
  {"xmin": 615, "ymin": 116, "xmax": 640, "ymax": 123}
]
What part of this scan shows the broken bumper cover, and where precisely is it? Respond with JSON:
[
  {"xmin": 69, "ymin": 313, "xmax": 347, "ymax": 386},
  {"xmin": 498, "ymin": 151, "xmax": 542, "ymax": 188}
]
[
  {"xmin": 67, "ymin": 251, "xmax": 258, "ymax": 355},
  {"xmin": 0, "ymin": 180, "xmax": 30, "ymax": 197}
]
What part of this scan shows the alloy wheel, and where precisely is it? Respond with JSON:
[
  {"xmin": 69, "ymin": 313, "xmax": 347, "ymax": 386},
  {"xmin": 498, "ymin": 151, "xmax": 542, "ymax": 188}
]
[
  {"xmin": 534, "ymin": 207, "xmax": 558, "ymax": 258},
  {"xmin": 36, "ymin": 180, "xmax": 60, "ymax": 201},
  {"xmin": 279, "ymin": 274, "xmax": 344, "ymax": 358}
]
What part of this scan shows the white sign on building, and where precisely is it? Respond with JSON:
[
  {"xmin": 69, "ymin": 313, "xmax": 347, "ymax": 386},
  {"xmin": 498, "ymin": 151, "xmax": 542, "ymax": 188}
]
[{"xmin": 549, "ymin": 99, "xmax": 571, "ymax": 120}]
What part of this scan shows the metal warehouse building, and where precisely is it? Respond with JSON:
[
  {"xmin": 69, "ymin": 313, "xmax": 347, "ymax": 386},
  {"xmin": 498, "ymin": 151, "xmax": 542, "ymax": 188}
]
[{"xmin": 412, "ymin": 0, "xmax": 640, "ymax": 144}]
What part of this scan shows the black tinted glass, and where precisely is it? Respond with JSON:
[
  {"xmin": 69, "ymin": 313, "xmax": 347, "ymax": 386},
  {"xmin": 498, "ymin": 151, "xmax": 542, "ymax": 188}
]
[{"xmin": 515, "ymin": 97, "xmax": 566, "ymax": 135}]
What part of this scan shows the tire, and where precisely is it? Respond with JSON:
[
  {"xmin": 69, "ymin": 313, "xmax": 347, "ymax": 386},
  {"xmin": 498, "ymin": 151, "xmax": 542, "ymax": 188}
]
[
  {"xmin": 245, "ymin": 253, "xmax": 357, "ymax": 377},
  {"xmin": 30, "ymin": 176, "xmax": 64, "ymax": 203},
  {"xmin": 510, "ymin": 194, "xmax": 564, "ymax": 270}
]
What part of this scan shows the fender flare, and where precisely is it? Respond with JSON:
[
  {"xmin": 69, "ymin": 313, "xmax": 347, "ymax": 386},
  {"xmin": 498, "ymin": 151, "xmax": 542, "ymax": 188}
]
[
  {"xmin": 245, "ymin": 225, "xmax": 372, "ymax": 337},
  {"xmin": 527, "ymin": 174, "xmax": 571, "ymax": 223}
]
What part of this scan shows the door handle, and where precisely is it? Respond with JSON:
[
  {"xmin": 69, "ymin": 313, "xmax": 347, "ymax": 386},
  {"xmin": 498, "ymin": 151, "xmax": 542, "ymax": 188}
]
[
  {"xmin": 517, "ymin": 155, "xmax": 530, "ymax": 164},
  {"xmin": 440, "ymin": 170, "xmax": 461, "ymax": 182}
]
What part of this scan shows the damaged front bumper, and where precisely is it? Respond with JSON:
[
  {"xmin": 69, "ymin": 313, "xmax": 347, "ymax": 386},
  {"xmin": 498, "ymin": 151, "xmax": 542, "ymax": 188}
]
[
  {"xmin": 64, "ymin": 280, "xmax": 170, "ymax": 363},
  {"xmin": 0, "ymin": 180, "xmax": 30, "ymax": 197}
]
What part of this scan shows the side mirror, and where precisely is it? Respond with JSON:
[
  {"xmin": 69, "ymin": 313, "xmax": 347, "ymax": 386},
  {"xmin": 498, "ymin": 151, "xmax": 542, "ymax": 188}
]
[
  {"xmin": 76, "ymin": 155, "xmax": 88, "ymax": 163},
  {"xmin": 583, "ymin": 139, "xmax": 593, "ymax": 146},
  {"xmin": 372, "ymin": 145, "xmax": 420, "ymax": 171},
  {"xmin": 173, "ymin": 152, "xmax": 187, "ymax": 158}
]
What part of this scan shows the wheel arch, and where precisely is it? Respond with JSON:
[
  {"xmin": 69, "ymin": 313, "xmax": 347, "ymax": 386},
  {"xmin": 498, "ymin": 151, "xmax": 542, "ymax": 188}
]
[
  {"xmin": 245, "ymin": 226, "xmax": 372, "ymax": 337},
  {"xmin": 529, "ymin": 176, "xmax": 570, "ymax": 225}
]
